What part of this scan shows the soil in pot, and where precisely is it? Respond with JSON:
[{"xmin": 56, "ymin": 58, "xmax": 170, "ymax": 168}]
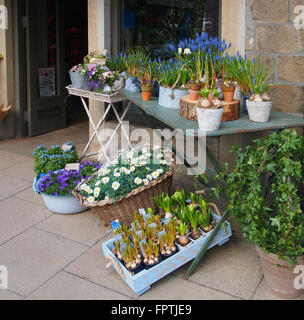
[
  {"xmin": 221, "ymin": 85, "xmax": 236, "ymax": 102},
  {"xmin": 256, "ymin": 246, "xmax": 304, "ymax": 299},
  {"xmin": 200, "ymin": 224, "xmax": 213, "ymax": 233}
]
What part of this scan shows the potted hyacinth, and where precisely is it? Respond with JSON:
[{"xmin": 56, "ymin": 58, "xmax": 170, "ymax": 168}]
[
  {"xmin": 196, "ymin": 87, "xmax": 223, "ymax": 132},
  {"xmin": 35, "ymin": 161, "xmax": 101, "ymax": 214}
]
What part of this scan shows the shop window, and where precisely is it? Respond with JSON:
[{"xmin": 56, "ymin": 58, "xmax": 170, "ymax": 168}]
[{"xmin": 123, "ymin": 0, "xmax": 219, "ymax": 59}]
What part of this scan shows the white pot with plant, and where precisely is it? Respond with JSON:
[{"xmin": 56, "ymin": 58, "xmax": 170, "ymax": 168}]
[
  {"xmin": 246, "ymin": 84, "xmax": 272, "ymax": 122},
  {"xmin": 196, "ymin": 88, "xmax": 224, "ymax": 132}
]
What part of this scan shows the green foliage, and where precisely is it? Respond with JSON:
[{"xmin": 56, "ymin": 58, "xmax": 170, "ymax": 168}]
[
  {"xmin": 176, "ymin": 222, "xmax": 189, "ymax": 236},
  {"xmin": 197, "ymin": 197, "xmax": 212, "ymax": 228},
  {"xmin": 33, "ymin": 143, "xmax": 79, "ymax": 176},
  {"xmin": 172, "ymin": 189, "xmax": 186, "ymax": 210},
  {"xmin": 154, "ymin": 193, "xmax": 172, "ymax": 213},
  {"xmin": 185, "ymin": 204, "xmax": 199, "ymax": 231},
  {"xmin": 215, "ymin": 129, "xmax": 304, "ymax": 265}
]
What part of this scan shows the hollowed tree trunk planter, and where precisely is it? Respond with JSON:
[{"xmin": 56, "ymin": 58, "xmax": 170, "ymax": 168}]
[{"xmin": 256, "ymin": 246, "xmax": 304, "ymax": 299}]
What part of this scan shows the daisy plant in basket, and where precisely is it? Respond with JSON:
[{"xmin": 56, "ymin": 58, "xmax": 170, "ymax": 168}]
[{"xmin": 77, "ymin": 145, "xmax": 173, "ymax": 204}]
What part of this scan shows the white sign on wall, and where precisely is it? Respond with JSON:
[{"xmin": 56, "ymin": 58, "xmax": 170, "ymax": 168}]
[{"xmin": 39, "ymin": 67, "xmax": 56, "ymax": 97}]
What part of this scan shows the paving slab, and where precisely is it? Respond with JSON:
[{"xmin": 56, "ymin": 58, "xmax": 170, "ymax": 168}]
[
  {"xmin": 65, "ymin": 238, "xmax": 139, "ymax": 299},
  {"xmin": 173, "ymin": 233, "xmax": 263, "ymax": 300},
  {"xmin": 0, "ymin": 158, "xmax": 20, "ymax": 171},
  {"xmin": 139, "ymin": 275, "xmax": 238, "ymax": 300},
  {"xmin": 0, "ymin": 290, "xmax": 23, "ymax": 300},
  {"xmin": 1, "ymin": 159, "xmax": 35, "ymax": 183},
  {"xmin": 0, "ymin": 197, "xmax": 51, "ymax": 245},
  {"xmin": 252, "ymin": 277, "xmax": 304, "ymax": 300},
  {"xmin": 0, "ymin": 228, "xmax": 88, "ymax": 297},
  {"xmin": 35, "ymin": 210, "xmax": 112, "ymax": 246},
  {"xmin": 0, "ymin": 173, "xmax": 31, "ymax": 201},
  {"xmin": 27, "ymin": 271, "xmax": 130, "ymax": 300},
  {"xmin": 0, "ymin": 150, "xmax": 31, "ymax": 163},
  {"xmin": 15, "ymin": 187, "xmax": 45, "ymax": 206}
]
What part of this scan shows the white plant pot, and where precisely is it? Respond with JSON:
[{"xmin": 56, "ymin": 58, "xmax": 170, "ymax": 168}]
[
  {"xmin": 69, "ymin": 71, "xmax": 89, "ymax": 90},
  {"xmin": 196, "ymin": 107, "xmax": 224, "ymax": 132},
  {"xmin": 158, "ymin": 85, "xmax": 188, "ymax": 109},
  {"xmin": 35, "ymin": 176, "xmax": 88, "ymax": 215},
  {"xmin": 246, "ymin": 100, "xmax": 272, "ymax": 122}
]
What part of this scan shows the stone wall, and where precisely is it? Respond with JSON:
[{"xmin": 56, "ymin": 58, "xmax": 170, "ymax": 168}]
[{"xmin": 245, "ymin": 0, "xmax": 304, "ymax": 115}]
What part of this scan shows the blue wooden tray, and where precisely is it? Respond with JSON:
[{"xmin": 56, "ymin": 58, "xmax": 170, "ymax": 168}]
[{"xmin": 102, "ymin": 213, "xmax": 232, "ymax": 296}]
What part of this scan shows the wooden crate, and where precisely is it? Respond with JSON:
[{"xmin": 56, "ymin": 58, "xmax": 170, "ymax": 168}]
[{"xmin": 102, "ymin": 213, "xmax": 232, "ymax": 295}]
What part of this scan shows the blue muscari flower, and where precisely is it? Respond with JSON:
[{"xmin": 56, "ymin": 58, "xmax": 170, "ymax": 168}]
[
  {"xmin": 168, "ymin": 44, "xmax": 176, "ymax": 52},
  {"xmin": 228, "ymin": 42, "xmax": 232, "ymax": 48},
  {"xmin": 252, "ymin": 58, "xmax": 256, "ymax": 64}
]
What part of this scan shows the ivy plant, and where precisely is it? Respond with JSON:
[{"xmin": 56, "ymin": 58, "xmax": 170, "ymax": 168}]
[{"xmin": 214, "ymin": 129, "xmax": 304, "ymax": 266}]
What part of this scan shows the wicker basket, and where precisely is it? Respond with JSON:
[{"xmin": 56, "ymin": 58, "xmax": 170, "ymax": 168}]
[{"xmin": 72, "ymin": 165, "xmax": 175, "ymax": 226}]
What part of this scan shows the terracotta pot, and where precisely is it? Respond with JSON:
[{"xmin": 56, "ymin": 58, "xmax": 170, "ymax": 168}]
[
  {"xmin": 188, "ymin": 83, "xmax": 202, "ymax": 90},
  {"xmin": 256, "ymin": 246, "xmax": 304, "ymax": 299},
  {"xmin": 221, "ymin": 85, "xmax": 236, "ymax": 102},
  {"xmin": 189, "ymin": 89, "xmax": 200, "ymax": 101},
  {"xmin": 141, "ymin": 85, "xmax": 153, "ymax": 101}
]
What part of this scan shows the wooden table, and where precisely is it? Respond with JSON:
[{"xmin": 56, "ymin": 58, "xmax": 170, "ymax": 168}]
[{"xmin": 120, "ymin": 89, "xmax": 304, "ymax": 278}]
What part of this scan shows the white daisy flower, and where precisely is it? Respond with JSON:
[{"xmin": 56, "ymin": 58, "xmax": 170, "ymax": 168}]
[
  {"xmin": 134, "ymin": 177, "xmax": 143, "ymax": 185},
  {"xmin": 114, "ymin": 172, "xmax": 121, "ymax": 177},
  {"xmin": 112, "ymin": 181, "xmax": 120, "ymax": 191},
  {"xmin": 160, "ymin": 160, "xmax": 167, "ymax": 165},
  {"xmin": 95, "ymin": 181, "xmax": 101, "ymax": 187},
  {"xmin": 152, "ymin": 171, "xmax": 159, "ymax": 179},
  {"xmin": 130, "ymin": 166, "xmax": 136, "ymax": 172},
  {"xmin": 104, "ymin": 196, "xmax": 110, "ymax": 200},
  {"xmin": 143, "ymin": 179, "xmax": 149, "ymax": 186},
  {"xmin": 84, "ymin": 186, "xmax": 91, "ymax": 192},
  {"xmin": 157, "ymin": 169, "xmax": 164, "ymax": 175},
  {"xmin": 81, "ymin": 184, "xmax": 88, "ymax": 190},
  {"xmin": 125, "ymin": 169, "xmax": 131, "ymax": 175},
  {"xmin": 147, "ymin": 174, "xmax": 153, "ymax": 181},
  {"xmin": 120, "ymin": 167, "xmax": 127, "ymax": 172},
  {"xmin": 127, "ymin": 151, "xmax": 133, "ymax": 158},
  {"xmin": 102, "ymin": 177, "xmax": 110, "ymax": 184},
  {"xmin": 94, "ymin": 187, "xmax": 101, "ymax": 197},
  {"xmin": 87, "ymin": 189, "xmax": 93, "ymax": 194},
  {"xmin": 88, "ymin": 196, "xmax": 95, "ymax": 202},
  {"xmin": 140, "ymin": 161, "xmax": 147, "ymax": 166}
]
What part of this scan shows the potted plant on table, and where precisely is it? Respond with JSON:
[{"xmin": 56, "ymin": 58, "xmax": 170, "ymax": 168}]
[
  {"xmin": 176, "ymin": 221, "xmax": 191, "ymax": 248},
  {"xmin": 216, "ymin": 129, "xmax": 304, "ymax": 299},
  {"xmin": 196, "ymin": 87, "xmax": 224, "ymax": 132},
  {"xmin": 185, "ymin": 204, "xmax": 202, "ymax": 240},
  {"xmin": 134, "ymin": 57, "xmax": 154, "ymax": 101},
  {"xmin": 221, "ymin": 56, "xmax": 237, "ymax": 102}
]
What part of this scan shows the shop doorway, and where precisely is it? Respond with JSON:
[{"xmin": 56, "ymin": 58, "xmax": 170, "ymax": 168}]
[{"xmin": 22, "ymin": 0, "xmax": 88, "ymax": 137}]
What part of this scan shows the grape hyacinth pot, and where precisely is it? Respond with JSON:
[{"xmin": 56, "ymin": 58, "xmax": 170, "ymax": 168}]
[
  {"xmin": 158, "ymin": 86, "xmax": 188, "ymax": 109},
  {"xmin": 196, "ymin": 107, "xmax": 224, "ymax": 132},
  {"xmin": 246, "ymin": 100, "xmax": 272, "ymax": 123},
  {"xmin": 35, "ymin": 176, "xmax": 88, "ymax": 214}
]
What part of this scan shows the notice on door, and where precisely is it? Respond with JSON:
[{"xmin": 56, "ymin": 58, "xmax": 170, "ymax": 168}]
[{"xmin": 39, "ymin": 67, "xmax": 56, "ymax": 97}]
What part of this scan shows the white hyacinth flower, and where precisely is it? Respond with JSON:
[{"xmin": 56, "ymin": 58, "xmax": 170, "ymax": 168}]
[{"xmin": 184, "ymin": 48, "xmax": 191, "ymax": 55}]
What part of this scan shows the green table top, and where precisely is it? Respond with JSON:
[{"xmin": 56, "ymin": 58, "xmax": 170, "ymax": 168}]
[{"xmin": 120, "ymin": 89, "xmax": 304, "ymax": 137}]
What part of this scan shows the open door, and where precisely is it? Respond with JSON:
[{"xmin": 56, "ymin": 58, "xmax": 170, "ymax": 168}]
[{"xmin": 25, "ymin": 0, "xmax": 66, "ymax": 136}]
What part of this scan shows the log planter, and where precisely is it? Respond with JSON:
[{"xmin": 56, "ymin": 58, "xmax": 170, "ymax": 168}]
[{"xmin": 180, "ymin": 96, "xmax": 240, "ymax": 122}]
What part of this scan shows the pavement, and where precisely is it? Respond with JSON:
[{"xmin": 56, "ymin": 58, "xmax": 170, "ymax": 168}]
[{"xmin": 0, "ymin": 120, "xmax": 303, "ymax": 300}]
